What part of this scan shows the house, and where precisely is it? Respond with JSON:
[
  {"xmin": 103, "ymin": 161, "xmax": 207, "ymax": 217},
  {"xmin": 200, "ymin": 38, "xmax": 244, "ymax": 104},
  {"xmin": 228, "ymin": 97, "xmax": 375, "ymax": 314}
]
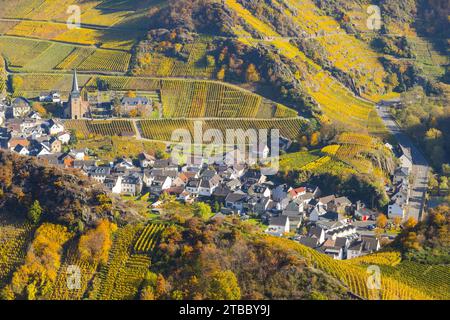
[
  {"xmin": 46, "ymin": 119, "xmax": 65, "ymax": 135},
  {"xmin": 56, "ymin": 132, "xmax": 71, "ymax": 145},
  {"xmin": 325, "ymin": 225, "xmax": 357, "ymax": 241},
  {"xmin": 70, "ymin": 149, "xmax": 86, "ymax": 161},
  {"xmin": 105, "ymin": 176, "xmax": 122, "ymax": 194},
  {"xmin": 354, "ymin": 207, "xmax": 378, "ymax": 221},
  {"xmin": 247, "ymin": 183, "xmax": 271, "ymax": 198},
  {"xmin": 309, "ymin": 205, "xmax": 327, "ymax": 222},
  {"xmin": 59, "ymin": 153, "xmax": 75, "ymax": 168},
  {"xmin": 8, "ymin": 137, "xmax": 29, "ymax": 150},
  {"xmin": 185, "ymin": 178, "xmax": 201, "ymax": 194},
  {"xmin": 267, "ymin": 216, "xmax": 290, "ymax": 236},
  {"xmin": 172, "ymin": 172, "xmax": 189, "ymax": 187},
  {"xmin": 212, "ymin": 185, "xmax": 232, "ymax": 203},
  {"xmin": 138, "ymin": 152, "xmax": 156, "ymax": 168},
  {"xmin": 282, "ymin": 201, "xmax": 303, "ymax": 217},
  {"xmin": 39, "ymin": 91, "xmax": 61, "ymax": 103},
  {"xmin": 331, "ymin": 196, "xmax": 352, "ymax": 214},
  {"xmin": 87, "ymin": 166, "xmax": 111, "ymax": 183},
  {"xmin": 225, "ymin": 179, "xmax": 241, "ymax": 191},
  {"xmin": 317, "ymin": 195, "xmax": 336, "ymax": 211},
  {"xmin": 398, "ymin": 144, "xmax": 413, "ymax": 171},
  {"xmin": 298, "ymin": 236, "xmax": 319, "ymax": 248},
  {"xmin": 154, "ymin": 159, "xmax": 178, "ymax": 171},
  {"xmin": 121, "ymin": 97, "xmax": 153, "ymax": 110},
  {"xmin": 225, "ymin": 191, "xmax": 247, "ymax": 212},
  {"xmin": 198, "ymin": 175, "xmax": 221, "ymax": 197},
  {"xmin": 308, "ymin": 226, "xmax": 326, "ymax": 245},
  {"xmin": 347, "ymin": 236, "xmax": 381, "ymax": 259},
  {"xmin": 37, "ymin": 153, "xmax": 62, "ymax": 166},
  {"xmin": 11, "ymin": 97, "xmax": 31, "ymax": 118},
  {"xmin": 388, "ymin": 199, "xmax": 406, "ymax": 220},
  {"xmin": 48, "ymin": 137, "xmax": 62, "ymax": 153},
  {"xmin": 150, "ymin": 176, "xmax": 172, "ymax": 195},
  {"xmin": 251, "ymin": 143, "xmax": 270, "ymax": 163},
  {"xmin": 28, "ymin": 111, "xmax": 42, "ymax": 120},
  {"xmin": 319, "ymin": 238, "xmax": 345, "ymax": 260},
  {"xmin": 13, "ymin": 144, "xmax": 30, "ymax": 156},
  {"xmin": 115, "ymin": 157, "xmax": 134, "ymax": 170},
  {"xmin": 393, "ymin": 167, "xmax": 410, "ymax": 184},
  {"xmin": 288, "ymin": 187, "xmax": 306, "ymax": 200},
  {"xmin": 121, "ymin": 174, "xmax": 143, "ymax": 196}
]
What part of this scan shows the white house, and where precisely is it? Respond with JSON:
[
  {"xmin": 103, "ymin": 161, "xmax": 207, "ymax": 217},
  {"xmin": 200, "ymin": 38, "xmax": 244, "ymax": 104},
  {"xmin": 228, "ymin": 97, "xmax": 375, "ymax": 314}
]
[
  {"xmin": 267, "ymin": 216, "xmax": 290, "ymax": 236},
  {"xmin": 57, "ymin": 132, "xmax": 71, "ymax": 145},
  {"xmin": 46, "ymin": 120, "xmax": 65, "ymax": 135},
  {"xmin": 198, "ymin": 176, "xmax": 220, "ymax": 197},
  {"xmin": 13, "ymin": 144, "xmax": 30, "ymax": 156},
  {"xmin": 185, "ymin": 178, "xmax": 201, "ymax": 195},
  {"xmin": 138, "ymin": 152, "xmax": 155, "ymax": 168},
  {"xmin": 309, "ymin": 205, "xmax": 327, "ymax": 222},
  {"xmin": 388, "ymin": 200, "xmax": 406, "ymax": 220}
]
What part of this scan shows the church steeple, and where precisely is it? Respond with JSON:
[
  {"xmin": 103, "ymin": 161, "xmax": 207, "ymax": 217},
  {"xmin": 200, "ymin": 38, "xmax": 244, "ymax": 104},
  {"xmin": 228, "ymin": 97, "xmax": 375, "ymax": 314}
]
[{"xmin": 71, "ymin": 69, "xmax": 80, "ymax": 94}]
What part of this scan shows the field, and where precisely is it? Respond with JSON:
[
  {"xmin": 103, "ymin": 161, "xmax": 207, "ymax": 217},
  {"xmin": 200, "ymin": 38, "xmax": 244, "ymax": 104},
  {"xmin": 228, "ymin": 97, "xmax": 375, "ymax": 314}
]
[{"xmin": 70, "ymin": 136, "xmax": 166, "ymax": 162}]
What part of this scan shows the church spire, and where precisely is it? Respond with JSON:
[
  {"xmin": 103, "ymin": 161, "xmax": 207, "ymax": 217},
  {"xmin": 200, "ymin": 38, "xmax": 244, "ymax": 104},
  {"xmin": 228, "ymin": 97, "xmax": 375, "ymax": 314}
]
[{"xmin": 71, "ymin": 69, "xmax": 79, "ymax": 93}]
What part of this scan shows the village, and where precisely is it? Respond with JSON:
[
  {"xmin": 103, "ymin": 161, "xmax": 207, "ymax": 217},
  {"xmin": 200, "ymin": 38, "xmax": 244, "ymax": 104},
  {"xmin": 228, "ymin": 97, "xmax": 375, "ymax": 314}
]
[{"xmin": 0, "ymin": 73, "xmax": 416, "ymax": 261}]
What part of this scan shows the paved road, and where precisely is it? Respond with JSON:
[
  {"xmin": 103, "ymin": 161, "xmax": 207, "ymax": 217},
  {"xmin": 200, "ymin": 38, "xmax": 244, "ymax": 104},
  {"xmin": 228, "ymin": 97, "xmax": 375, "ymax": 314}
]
[{"xmin": 376, "ymin": 105, "xmax": 430, "ymax": 221}]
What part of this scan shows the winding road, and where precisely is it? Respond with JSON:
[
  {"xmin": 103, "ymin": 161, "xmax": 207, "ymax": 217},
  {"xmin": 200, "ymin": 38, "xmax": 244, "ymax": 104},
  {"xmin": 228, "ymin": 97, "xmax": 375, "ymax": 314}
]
[{"xmin": 376, "ymin": 105, "xmax": 430, "ymax": 221}]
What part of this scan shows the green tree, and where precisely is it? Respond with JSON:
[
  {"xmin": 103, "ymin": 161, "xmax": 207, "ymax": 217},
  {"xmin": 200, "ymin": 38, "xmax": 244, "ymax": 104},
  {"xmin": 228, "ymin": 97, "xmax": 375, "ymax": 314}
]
[
  {"xmin": 214, "ymin": 201, "xmax": 221, "ymax": 213},
  {"xmin": 194, "ymin": 202, "xmax": 212, "ymax": 219},
  {"xmin": 27, "ymin": 200, "xmax": 42, "ymax": 224}
]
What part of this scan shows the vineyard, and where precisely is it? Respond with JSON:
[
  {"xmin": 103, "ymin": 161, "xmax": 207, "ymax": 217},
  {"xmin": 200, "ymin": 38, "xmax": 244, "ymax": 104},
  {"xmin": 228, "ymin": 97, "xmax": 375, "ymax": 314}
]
[
  {"xmin": 49, "ymin": 241, "xmax": 98, "ymax": 300},
  {"xmin": 347, "ymin": 252, "xmax": 450, "ymax": 300},
  {"xmin": 136, "ymin": 39, "xmax": 215, "ymax": 79},
  {"xmin": 268, "ymin": 237, "xmax": 434, "ymax": 300},
  {"xmin": 134, "ymin": 224, "xmax": 166, "ymax": 254},
  {"xmin": 0, "ymin": 220, "xmax": 33, "ymax": 288},
  {"xmin": 138, "ymin": 118, "xmax": 308, "ymax": 142},
  {"xmin": 65, "ymin": 120, "xmax": 136, "ymax": 138},
  {"xmin": 224, "ymin": 0, "xmax": 387, "ymax": 133},
  {"xmin": 90, "ymin": 224, "xmax": 152, "ymax": 300}
]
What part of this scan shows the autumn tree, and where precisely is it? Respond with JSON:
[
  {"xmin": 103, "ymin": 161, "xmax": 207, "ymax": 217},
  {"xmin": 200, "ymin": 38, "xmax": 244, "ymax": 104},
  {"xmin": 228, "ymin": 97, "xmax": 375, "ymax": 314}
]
[
  {"xmin": 376, "ymin": 214, "xmax": 388, "ymax": 229},
  {"xmin": 194, "ymin": 202, "xmax": 212, "ymax": 219},
  {"xmin": 217, "ymin": 67, "xmax": 225, "ymax": 81},
  {"xmin": 206, "ymin": 270, "xmax": 241, "ymax": 300},
  {"xmin": 78, "ymin": 220, "xmax": 116, "ymax": 265},
  {"xmin": 32, "ymin": 102, "xmax": 47, "ymax": 116},
  {"xmin": 245, "ymin": 63, "xmax": 260, "ymax": 82}
]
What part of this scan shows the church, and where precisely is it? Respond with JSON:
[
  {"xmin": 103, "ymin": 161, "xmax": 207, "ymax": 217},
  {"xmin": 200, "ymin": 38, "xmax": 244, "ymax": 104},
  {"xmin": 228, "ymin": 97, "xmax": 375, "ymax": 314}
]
[{"xmin": 64, "ymin": 70, "xmax": 89, "ymax": 119}]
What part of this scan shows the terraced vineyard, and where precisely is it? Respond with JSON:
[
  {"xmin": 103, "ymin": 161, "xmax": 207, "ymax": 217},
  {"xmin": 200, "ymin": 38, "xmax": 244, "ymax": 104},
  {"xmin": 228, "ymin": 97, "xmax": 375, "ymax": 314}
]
[
  {"xmin": 160, "ymin": 79, "xmax": 264, "ymax": 118},
  {"xmin": 269, "ymin": 237, "xmax": 434, "ymax": 300},
  {"xmin": 134, "ymin": 224, "xmax": 166, "ymax": 254},
  {"xmin": 347, "ymin": 252, "xmax": 450, "ymax": 300},
  {"xmin": 224, "ymin": 0, "xmax": 387, "ymax": 134},
  {"xmin": 49, "ymin": 241, "xmax": 98, "ymax": 300},
  {"xmin": 138, "ymin": 118, "xmax": 308, "ymax": 142},
  {"xmin": 0, "ymin": 220, "xmax": 33, "ymax": 288},
  {"xmin": 65, "ymin": 120, "xmax": 135, "ymax": 137},
  {"xmin": 91, "ymin": 224, "xmax": 151, "ymax": 300}
]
